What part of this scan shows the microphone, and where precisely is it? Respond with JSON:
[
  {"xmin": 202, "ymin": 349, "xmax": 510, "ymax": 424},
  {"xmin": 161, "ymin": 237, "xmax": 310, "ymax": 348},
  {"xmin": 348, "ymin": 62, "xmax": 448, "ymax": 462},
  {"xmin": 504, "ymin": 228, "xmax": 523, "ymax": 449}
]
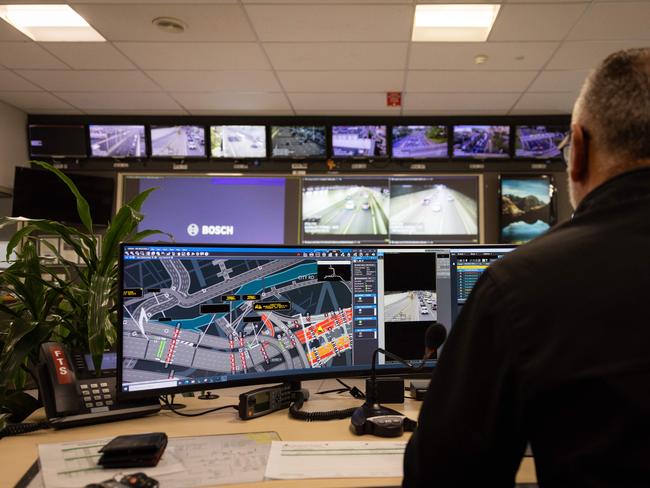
[{"xmin": 424, "ymin": 322, "xmax": 447, "ymax": 360}]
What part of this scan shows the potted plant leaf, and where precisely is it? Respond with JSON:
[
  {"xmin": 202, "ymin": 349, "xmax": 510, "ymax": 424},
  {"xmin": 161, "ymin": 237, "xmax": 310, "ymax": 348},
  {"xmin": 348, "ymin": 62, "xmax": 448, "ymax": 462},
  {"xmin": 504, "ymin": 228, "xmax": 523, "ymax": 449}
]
[{"xmin": 0, "ymin": 161, "xmax": 171, "ymax": 424}]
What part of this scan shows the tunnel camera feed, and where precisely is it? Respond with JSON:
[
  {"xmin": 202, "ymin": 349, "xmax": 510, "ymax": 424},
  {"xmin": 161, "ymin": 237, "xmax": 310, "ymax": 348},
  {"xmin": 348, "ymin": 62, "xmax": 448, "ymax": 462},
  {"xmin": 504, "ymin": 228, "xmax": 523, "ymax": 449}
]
[
  {"xmin": 500, "ymin": 175, "xmax": 555, "ymax": 244},
  {"xmin": 392, "ymin": 125, "xmax": 448, "ymax": 159},
  {"xmin": 120, "ymin": 251, "xmax": 355, "ymax": 387},
  {"xmin": 385, "ymin": 291, "xmax": 436, "ymax": 322},
  {"xmin": 28, "ymin": 125, "xmax": 87, "ymax": 158},
  {"xmin": 151, "ymin": 125, "xmax": 205, "ymax": 158},
  {"xmin": 135, "ymin": 176, "xmax": 287, "ymax": 244},
  {"xmin": 331, "ymin": 125, "xmax": 387, "ymax": 158},
  {"xmin": 453, "ymin": 125, "xmax": 510, "ymax": 159},
  {"xmin": 89, "ymin": 125, "xmax": 146, "ymax": 158},
  {"xmin": 271, "ymin": 126, "xmax": 326, "ymax": 158},
  {"xmin": 302, "ymin": 177, "xmax": 390, "ymax": 244},
  {"xmin": 389, "ymin": 176, "xmax": 479, "ymax": 243},
  {"xmin": 210, "ymin": 125, "xmax": 266, "ymax": 159},
  {"xmin": 515, "ymin": 125, "xmax": 568, "ymax": 159}
]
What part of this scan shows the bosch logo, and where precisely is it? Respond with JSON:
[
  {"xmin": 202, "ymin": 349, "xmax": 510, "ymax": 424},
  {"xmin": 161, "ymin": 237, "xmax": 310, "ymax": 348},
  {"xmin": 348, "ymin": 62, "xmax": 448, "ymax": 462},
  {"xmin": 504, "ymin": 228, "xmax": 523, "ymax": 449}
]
[{"xmin": 187, "ymin": 223, "xmax": 199, "ymax": 237}]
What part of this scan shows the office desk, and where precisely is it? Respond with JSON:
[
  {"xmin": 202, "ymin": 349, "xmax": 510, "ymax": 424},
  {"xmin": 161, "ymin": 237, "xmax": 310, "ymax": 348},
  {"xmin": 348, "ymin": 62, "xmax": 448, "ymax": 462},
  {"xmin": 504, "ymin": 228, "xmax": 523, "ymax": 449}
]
[{"xmin": 1, "ymin": 379, "xmax": 537, "ymax": 488}]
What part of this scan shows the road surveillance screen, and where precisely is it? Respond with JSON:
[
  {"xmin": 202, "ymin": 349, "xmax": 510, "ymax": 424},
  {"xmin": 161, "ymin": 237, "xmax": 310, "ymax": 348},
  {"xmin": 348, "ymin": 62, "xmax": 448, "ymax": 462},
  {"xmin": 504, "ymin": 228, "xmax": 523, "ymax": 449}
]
[
  {"xmin": 151, "ymin": 126, "xmax": 205, "ymax": 158},
  {"xmin": 389, "ymin": 176, "xmax": 479, "ymax": 244},
  {"xmin": 332, "ymin": 125, "xmax": 387, "ymax": 158},
  {"xmin": 210, "ymin": 125, "xmax": 266, "ymax": 159},
  {"xmin": 515, "ymin": 125, "xmax": 567, "ymax": 159},
  {"xmin": 120, "ymin": 246, "xmax": 386, "ymax": 393},
  {"xmin": 302, "ymin": 177, "xmax": 390, "ymax": 244},
  {"xmin": 28, "ymin": 125, "xmax": 87, "ymax": 158},
  {"xmin": 271, "ymin": 126, "xmax": 326, "ymax": 158},
  {"xmin": 89, "ymin": 125, "xmax": 146, "ymax": 158},
  {"xmin": 392, "ymin": 125, "xmax": 448, "ymax": 159},
  {"xmin": 453, "ymin": 125, "xmax": 510, "ymax": 159}
]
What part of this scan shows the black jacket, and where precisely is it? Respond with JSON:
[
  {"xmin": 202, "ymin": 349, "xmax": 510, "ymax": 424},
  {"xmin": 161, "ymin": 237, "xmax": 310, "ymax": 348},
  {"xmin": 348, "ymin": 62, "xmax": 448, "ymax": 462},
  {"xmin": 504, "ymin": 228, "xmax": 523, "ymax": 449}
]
[{"xmin": 403, "ymin": 167, "xmax": 650, "ymax": 487}]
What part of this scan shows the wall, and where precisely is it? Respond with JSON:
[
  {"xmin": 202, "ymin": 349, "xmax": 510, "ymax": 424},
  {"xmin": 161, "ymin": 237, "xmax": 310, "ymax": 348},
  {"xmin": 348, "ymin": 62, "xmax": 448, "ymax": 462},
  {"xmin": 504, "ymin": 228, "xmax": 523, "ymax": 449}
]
[{"xmin": 0, "ymin": 100, "xmax": 27, "ymax": 190}]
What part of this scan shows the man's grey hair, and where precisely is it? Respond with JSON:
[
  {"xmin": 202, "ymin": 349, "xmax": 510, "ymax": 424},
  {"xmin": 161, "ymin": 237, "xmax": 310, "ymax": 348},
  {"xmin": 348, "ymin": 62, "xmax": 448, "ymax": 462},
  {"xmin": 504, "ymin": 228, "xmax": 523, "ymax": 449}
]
[{"xmin": 580, "ymin": 47, "xmax": 650, "ymax": 166}]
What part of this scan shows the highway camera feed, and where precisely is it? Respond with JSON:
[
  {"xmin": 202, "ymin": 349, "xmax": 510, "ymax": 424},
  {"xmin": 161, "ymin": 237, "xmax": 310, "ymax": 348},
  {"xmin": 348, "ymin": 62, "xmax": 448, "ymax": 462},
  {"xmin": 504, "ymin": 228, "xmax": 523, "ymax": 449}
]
[
  {"xmin": 89, "ymin": 125, "xmax": 145, "ymax": 158},
  {"xmin": 121, "ymin": 256, "xmax": 354, "ymax": 386},
  {"xmin": 271, "ymin": 126, "xmax": 326, "ymax": 158},
  {"xmin": 516, "ymin": 126, "xmax": 566, "ymax": 159},
  {"xmin": 392, "ymin": 125, "xmax": 448, "ymax": 158},
  {"xmin": 389, "ymin": 177, "xmax": 478, "ymax": 240},
  {"xmin": 302, "ymin": 178, "xmax": 390, "ymax": 243},
  {"xmin": 385, "ymin": 291, "xmax": 437, "ymax": 322},
  {"xmin": 151, "ymin": 126, "xmax": 205, "ymax": 157},
  {"xmin": 453, "ymin": 125, "xmax": 509, "ymax": 158},
  {"xmin": 211, "ymin": 125, "xmax": 266, "ymax": 158},
  {"xmin": 332, "ymin": 125, "xmax": 387, "ymax": 157}
]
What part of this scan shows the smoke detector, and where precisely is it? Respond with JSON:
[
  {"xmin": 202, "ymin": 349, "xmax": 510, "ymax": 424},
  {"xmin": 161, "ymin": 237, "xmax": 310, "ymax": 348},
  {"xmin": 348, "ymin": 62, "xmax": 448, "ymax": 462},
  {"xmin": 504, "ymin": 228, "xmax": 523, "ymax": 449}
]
[
  {"xmin": 474, "ymin": 54, "xmax": 489, "ymax": 65},
  {"xmin": 152, "ymin": 17, "xmax": 186, "ymax": 34}
]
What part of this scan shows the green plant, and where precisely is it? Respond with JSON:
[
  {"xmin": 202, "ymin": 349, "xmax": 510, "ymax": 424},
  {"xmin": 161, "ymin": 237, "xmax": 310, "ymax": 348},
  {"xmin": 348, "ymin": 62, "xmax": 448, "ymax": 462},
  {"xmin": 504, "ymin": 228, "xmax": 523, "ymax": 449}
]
[{"xmin": 0, "ymin": 161, "xmax": 170, "ymax": 421}]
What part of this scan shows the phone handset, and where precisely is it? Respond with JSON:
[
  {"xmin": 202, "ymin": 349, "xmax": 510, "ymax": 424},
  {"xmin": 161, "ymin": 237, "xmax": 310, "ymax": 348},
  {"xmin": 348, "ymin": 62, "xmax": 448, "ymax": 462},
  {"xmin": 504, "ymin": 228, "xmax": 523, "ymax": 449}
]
[{"xmin": 38, "ymin": 342, "xmax": 83, "ymax": 417}]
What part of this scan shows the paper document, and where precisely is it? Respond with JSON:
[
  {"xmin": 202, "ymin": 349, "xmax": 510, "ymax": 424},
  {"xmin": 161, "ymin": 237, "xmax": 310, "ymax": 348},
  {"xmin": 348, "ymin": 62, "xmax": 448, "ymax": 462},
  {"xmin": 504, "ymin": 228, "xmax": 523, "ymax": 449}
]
[
  {"xmin": 38, "ymin": 437, "xmax": 184, "ymax": 488},
  {"xmin": 264, "ymin": 440, "xmax": 406, "ymax": 479}
]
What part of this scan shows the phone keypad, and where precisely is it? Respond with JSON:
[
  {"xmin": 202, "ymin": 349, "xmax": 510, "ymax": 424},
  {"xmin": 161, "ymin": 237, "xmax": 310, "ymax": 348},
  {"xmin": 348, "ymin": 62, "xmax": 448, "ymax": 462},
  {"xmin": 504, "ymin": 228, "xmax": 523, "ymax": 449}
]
[{"xmin": 80, "ymin": 381, "xmax": 114, "ymax": 409}]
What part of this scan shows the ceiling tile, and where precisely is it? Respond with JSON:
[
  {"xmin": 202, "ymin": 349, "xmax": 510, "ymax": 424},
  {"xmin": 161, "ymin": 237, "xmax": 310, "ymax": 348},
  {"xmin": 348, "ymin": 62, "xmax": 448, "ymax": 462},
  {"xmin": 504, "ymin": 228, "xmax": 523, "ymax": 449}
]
[
  {"xmin": 189, "ymin": 109, "xmax": 293, "ymax": 115},
  {"xmin": 83, "ymin": 108, "xmax": 188, "ymax": 115},
  {"xmin": 72, "ymin": 4, "xmax": 255, "ymax": 42},
  {"xmin": 277, "ymin": 70, "xmax": 403, "ymax": 93},
  {"xmin": 0, "ymin": 91, "xmax": 76, "ymax": 112},
  {"xmin": 547, "ymin": 40, "xmax": 647, "ymax": 69},
  {"xmin": 55, "ymin": 91, "xmax": 183, "ymax": 110},
  {"xmin": 171, "ymin": 92, "xmax": 290, "ymax": 112},
  {"xmin": 17, "ymin": 70, "xmax": 160, "ymax": 92},
  {"xmin": 0, "ymin": 20, "xmax": 30, "ymax": 41},
  {"xmin": 489, "ymin": 3, "xmax": 588, "ymax": 41},
  {"xmin": 42, "ymin": 43, "xmax": 135, "ymax": 70},
  {"xmin": 0, "ymin": 71, "xmax": 41, "ymax": 91},
  {"xmin": 403, "ymin": 92, "xmax": 520, "ymax": 112},
  {"xmin": 147, "ymin": 70, "xmax": 281, "ymax": 92},
  {"xmin": 116, "ymin": 42, "xmax": 270, "ymax": 70},
  {"xmin": 528, "ymin": 70, "xmax": 590, "ymax": 93},
  {"xmin": 71, "ymin": 0, "xmax": 236, "ymax": 3},
  {"xmin": 0, "ymin": 43, "xmax": 68, "ymax": 69},
  {"xmin": 569, "ymin": 2, "xmax": 650, "ymax": 40},
  {"xmin": 511, "ymin": 92, "xmax": 577, "ymax": 114},
  {"xmin": 288, "ymin": 93, "xmax": 400, "ymax": 113},
  {"xmin": 265, "ymin": 43, "xmax": 408, "ymax": 70},
  {"xmin": 245, "ymin": 5, "xmax": 413, "ymax": 42},
  {"xmin": 406, "ymin": 70, "xmax": 537, "ymax": 93},
  {"xmin": 244, "ymin": 0, "xmax": 410, "ymax": 3},
  {"xmin": 409, "ymin": 42, "xmax": 558, "ymax": 70}
]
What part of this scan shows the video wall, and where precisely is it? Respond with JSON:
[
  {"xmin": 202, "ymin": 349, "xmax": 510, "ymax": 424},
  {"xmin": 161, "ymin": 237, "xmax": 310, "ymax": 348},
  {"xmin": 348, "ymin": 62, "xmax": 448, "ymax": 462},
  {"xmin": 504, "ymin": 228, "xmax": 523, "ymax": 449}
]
[{"xmin": 27, "ymin": 122, "xmax": 568, "ymax": 161}]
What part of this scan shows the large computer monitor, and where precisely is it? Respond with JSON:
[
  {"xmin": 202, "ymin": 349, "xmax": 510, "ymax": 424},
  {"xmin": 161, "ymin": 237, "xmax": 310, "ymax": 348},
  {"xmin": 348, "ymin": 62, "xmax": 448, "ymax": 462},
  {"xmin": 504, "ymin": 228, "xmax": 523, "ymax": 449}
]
[{"xmin": 118, "ymin": 243, "xmax": 514, "ymax": 399}]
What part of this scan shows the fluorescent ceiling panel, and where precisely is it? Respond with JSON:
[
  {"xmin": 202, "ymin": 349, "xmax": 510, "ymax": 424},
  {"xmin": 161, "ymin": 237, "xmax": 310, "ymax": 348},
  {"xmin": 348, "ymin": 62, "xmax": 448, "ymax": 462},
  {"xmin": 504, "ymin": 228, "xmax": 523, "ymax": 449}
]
[
  {"xmin": 413, "ymin": 4, "xmax": 500, "ymax": 42},
  {"xmin": 0, "ymin": 5, "xmax": 104, "ymax": 42}
]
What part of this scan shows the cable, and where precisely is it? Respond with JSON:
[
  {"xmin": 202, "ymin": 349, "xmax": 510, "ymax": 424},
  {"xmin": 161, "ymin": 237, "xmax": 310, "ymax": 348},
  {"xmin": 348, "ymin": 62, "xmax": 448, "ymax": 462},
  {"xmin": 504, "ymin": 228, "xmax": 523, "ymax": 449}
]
[
  {"xmin": 317, "ymin": 379, "xmax": 365, "ymax": 399},
  {"xmin": 159, "ymin": 396, "xmax": 237, "ymax": 417},
  {"xmin": 0, "ymin": 421, "xmax": 51, "ymax": 439},
  {"xmin": 289, "ymin": 390, "xmax": 357, "ymax": 422}
]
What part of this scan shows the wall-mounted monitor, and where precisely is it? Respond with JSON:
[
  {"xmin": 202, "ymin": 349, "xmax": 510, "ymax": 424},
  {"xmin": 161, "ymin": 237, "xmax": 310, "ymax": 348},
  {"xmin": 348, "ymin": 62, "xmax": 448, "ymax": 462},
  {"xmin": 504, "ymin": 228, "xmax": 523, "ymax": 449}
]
[
  {"xmin": 391, "ymin": 125, "xmax": 448, "ymax": 159},
  {"xmin": 389, "ymin": 175, "xmax": 480, "ymax": 244},
  {"xmin": 210, "ymin": 125, "xmax": 267, "ymax": 159},
  {"xmin": 28, "ymin": 125, "xmax": 87, "ymax": 158},
  {"xmin": 453, "ymin": 125, "xmax": 510, "ymax": 159},
  {"xmin": 89, "ymin": 125, "xmax": 146, "ymax": 158},
  {"xmin": 150, "ymin": 125, "xmax": 206, "ymax": 158},
  {"xmin": 271, "ymin": 126, "xmax": 326, "ymax": 158},
  {"xmin": 301, "ymin": 177, "xmax": 390, "ymax": 244},
  {"xmin": 499, "ymin": 174, "xmax": 555, "ymax": 244},
  {"xmin": 331, "ymin": 125, "xmax": 387, "ymax": 158},
  {"xmin": 515, "ymin": 125, "xmax": 568, "ymax": 159}
]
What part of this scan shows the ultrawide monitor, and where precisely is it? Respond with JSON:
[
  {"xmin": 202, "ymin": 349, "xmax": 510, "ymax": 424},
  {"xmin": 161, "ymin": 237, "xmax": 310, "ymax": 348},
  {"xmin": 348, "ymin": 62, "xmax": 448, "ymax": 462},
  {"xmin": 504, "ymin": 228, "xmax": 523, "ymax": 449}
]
[{"xmin": 89, "ymin": 125, "xmax": 146, "ymax": 158}]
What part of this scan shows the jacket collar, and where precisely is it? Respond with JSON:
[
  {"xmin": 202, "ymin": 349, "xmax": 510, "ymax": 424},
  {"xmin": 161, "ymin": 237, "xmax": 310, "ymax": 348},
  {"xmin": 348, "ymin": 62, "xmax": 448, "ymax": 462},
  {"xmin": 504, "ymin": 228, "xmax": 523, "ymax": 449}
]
[{"xmin": 573, "ymin": 166, "xmax": 650, "ymax": 218}]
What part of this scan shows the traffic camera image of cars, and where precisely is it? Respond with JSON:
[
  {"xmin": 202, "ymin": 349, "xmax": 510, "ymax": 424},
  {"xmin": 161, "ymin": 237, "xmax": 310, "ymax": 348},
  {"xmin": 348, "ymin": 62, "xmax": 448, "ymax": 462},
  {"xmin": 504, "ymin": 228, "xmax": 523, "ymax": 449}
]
[
  {"xmin": 453, "ymin": 125, "xmax": 509, "ymax": 158},
  {"xmin": 211, "ymin": 125, "xmax": 266, "ymax": 158},
  {"xmin": 332, "ymin": 126, "xmax": 387, "ymax": 157},
  {"xmin": 151, "ymin": 126, "xmax": 205, "ymax": 157},
  {"xmin": 271, "ymin": 126, "xmax": 326, "ymax": 158},
  {"xmin": 302, "ymin": 178, "xmax": 390, "ymax": 240},
  {"xmin": 89, "ymin": 125, "xmax": 145, "ymax": 158},
  {"xmin": 390, "ymin": 177, "xmax": 478, "ymax": 238},
  {"xmin": 516, "ymin": 126, "xmax": 567, "ymax": 159},
  {"xmin": 385, "ymin": 290, "xmax": 437, "ymax": 322},
  {"xmin": 392, "ymin": 126, "xmax": 448, "ymax": 158}
]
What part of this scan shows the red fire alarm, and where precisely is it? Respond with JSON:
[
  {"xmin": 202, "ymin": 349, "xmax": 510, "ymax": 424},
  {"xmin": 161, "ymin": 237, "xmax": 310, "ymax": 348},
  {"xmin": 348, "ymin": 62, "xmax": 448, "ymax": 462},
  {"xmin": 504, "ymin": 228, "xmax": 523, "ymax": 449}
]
[{"xmin": 386, "ymin": 91, "xmax": 401, "ymax": 107}]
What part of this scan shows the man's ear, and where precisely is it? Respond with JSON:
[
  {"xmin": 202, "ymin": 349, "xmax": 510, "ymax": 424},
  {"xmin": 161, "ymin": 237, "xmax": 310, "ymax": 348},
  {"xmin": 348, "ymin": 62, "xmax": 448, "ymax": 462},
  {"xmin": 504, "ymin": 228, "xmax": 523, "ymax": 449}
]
[{"xmin": 569, "ymin": 123, "xmax": 588, "ymax": 183}]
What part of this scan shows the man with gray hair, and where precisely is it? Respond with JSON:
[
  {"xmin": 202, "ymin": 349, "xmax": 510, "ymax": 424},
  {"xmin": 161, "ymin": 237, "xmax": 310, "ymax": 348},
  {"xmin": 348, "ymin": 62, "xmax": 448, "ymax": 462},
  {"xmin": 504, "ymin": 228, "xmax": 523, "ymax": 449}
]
[{"xmin": 403, "ymin": 47, "xmax": 650, "ymax": 487}]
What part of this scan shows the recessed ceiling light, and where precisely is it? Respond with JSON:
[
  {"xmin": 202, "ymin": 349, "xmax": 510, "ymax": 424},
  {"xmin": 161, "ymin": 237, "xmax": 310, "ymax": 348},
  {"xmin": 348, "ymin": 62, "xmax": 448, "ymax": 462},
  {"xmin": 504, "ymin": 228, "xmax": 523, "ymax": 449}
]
[
  {"xmin": 152, "ymin": 17, "xmax": 186, "ymax": 34},
  {"xmin": 412, "ymin": 4, "xmax": 501, "ymax": 42},
  {"xmin": 0, "ymin": 4, "xmax": 105, "ymax": 42}
]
